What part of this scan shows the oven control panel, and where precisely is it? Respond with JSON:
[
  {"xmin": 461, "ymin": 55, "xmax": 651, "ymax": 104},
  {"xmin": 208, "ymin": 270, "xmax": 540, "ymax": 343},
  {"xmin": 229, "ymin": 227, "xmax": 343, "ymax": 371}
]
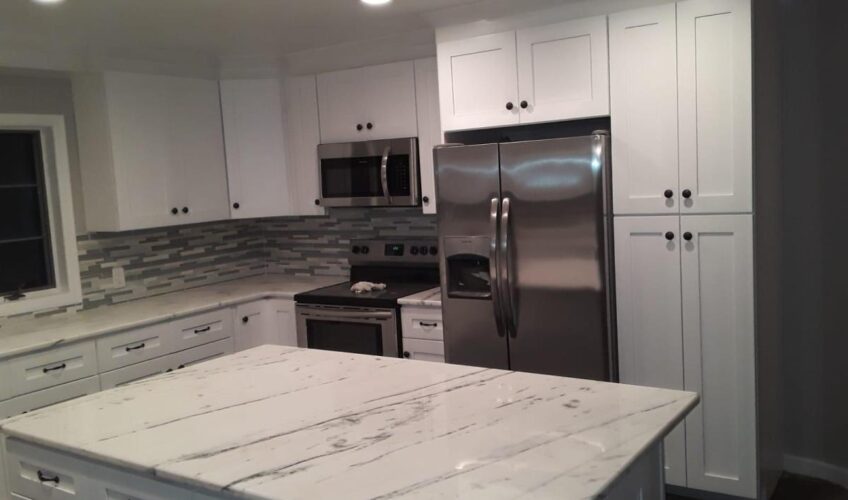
[{"xmin": 349, "ymin": 239, "xmax": 438, "ymax": 264}]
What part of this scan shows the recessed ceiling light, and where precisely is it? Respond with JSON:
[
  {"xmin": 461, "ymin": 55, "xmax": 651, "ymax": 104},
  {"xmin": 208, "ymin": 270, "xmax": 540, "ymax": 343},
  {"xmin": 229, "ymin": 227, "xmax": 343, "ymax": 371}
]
[
  {"xmin": 32, "ymin": 0, "xmax": 65, "ymax": 4},
  {"xmin": 361, "ymin": 0, "xmax": 392, "ymax": 6}
]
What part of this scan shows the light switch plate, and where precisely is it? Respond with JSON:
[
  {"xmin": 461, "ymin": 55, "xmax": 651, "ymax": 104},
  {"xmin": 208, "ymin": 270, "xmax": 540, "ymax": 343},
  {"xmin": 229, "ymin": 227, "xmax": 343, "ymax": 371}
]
[{"xmin": 112, "ymin": 267, "xmax": 126, "ymax": 288}]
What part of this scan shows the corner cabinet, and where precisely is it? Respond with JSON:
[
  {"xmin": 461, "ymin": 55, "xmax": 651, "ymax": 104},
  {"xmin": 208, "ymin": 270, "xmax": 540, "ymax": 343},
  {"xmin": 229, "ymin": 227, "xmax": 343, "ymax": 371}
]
[
  {"xmin": 220, "ymin": 79, "xmax": 292, "ymax": 219},
  {"xmin": 610, "ymin": 0, "xmax": 751, "ymax": 215},
  {"xmin": 73, "ymin": 72, "xmax": 230, "ymax": 231},
  {"xmin": 437, "ymin": 16, "xmax": 609, "ymax": 132},
  {"xmin": 614, "ymin": 214, "xmax": 756, "ymax": 498}
]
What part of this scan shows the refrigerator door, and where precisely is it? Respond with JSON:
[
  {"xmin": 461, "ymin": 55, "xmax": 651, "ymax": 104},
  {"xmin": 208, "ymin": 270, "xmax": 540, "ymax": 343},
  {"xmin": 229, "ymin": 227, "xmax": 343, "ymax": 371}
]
[
  {"xmin": 435, "ymin": 143, "xmax": 509, "ymax": 370},
  {"xmin": 499, "ymin": 135, "xmax": 613, "ymax": 380}
]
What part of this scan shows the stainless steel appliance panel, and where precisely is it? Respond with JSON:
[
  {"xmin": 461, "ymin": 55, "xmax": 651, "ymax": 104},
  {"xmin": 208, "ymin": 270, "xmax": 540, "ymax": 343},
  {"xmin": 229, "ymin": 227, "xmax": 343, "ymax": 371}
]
[
  {"xmin": 296, "ymin": 304, "xmax": 399, "ymax": 357},
  {"xmin": 498, "ymin": 135, "xmax": 613, "ymax": 379},
  {"xmin": 435, "ymin": 144, "xmax": 509, "ymax": 369}
]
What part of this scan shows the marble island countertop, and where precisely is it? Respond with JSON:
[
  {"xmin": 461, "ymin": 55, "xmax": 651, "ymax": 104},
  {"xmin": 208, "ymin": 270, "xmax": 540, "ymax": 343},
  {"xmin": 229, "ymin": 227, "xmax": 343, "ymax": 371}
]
[
  {"xmin": 0, "ymin": 274, "xmax": 342, "ymax": 361},
  {"xmin": 397, "ymin": 286, "xmax": 442, "ymax": 307},
  {"xmin": 0, "ymin": 346, "xmax": 698, "ymax": 499}
]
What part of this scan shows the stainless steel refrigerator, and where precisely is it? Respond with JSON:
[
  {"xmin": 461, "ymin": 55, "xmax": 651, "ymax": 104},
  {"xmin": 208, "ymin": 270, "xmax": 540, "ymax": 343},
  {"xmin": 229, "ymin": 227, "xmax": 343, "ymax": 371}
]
[{"xmin": 434, "ymin": 133, "xmax": 616, "ymax": 381}]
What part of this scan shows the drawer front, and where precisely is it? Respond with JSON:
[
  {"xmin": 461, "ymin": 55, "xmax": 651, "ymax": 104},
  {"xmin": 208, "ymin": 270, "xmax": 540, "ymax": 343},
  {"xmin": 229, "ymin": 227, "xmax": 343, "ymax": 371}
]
[
  {"xmin": 6, "ymin": 343, "xmax": 97, "ymax": 398},
  {"xmin": 401, "ymin": 307, "xmax": 444, "ymax": 342},
  {"xmin": 402, "ymin": 338, "xmax": 445, "ymax": 363},
  {"xmin": 0, "ymin": 377, "xmax": 100, "ymax": 420},
  {"xmin": 96, "ymin": 323, "xmax": 172, "ymax": 372},
  {"xmin": 99, "ymin": 356, "xmax": 175, "ymax": 390},
  {"xmin": 169, "ymin": 309, "xmax": 233, "ymax": 352},
  {"xmin": 172, "ymin": 338, "xmax": 234, "ymax": 369},
  {"xmin": 5, "ymin": 439, "xmax": 94, "ymax": 500}
]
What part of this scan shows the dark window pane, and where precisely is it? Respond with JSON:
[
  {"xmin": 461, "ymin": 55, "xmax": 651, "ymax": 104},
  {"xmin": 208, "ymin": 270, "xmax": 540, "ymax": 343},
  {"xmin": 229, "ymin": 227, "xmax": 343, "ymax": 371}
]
[
  {"xmin": 0, "ymin": 187, "xmax": 45, "ymax": 240},
  {"xmin": 0, "ymin": 132, "xmax": 40, "ymax": 185},
  {"xmin": 0, "ymin": 240, "xmax": 53, "ymax": 294}
]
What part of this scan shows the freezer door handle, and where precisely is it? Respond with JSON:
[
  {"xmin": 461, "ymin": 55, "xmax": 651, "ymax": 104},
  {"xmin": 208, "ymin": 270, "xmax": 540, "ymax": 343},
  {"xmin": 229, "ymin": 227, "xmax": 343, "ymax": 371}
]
[
  {"xmin": 380, "ymin": 146, "xmax": 392, "ymax": 204},
  {"xmin": 489, "ymin": 197, "xmax": 506, "ymax": 337},
  {"xmin": 500, "ymin": 197, "xmax": 518, "ymax": 337}
]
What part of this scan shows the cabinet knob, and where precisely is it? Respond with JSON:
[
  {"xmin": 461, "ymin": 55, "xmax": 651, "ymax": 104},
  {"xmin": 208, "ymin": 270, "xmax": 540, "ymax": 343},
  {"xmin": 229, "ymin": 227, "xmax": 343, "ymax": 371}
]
[
  {"xmin": 422, "ymin": 195, "xmax": 430, "ymax": 204},
  {"xmin": 682, "ymin": 189, "xmax": 692, "ymax": 199},
  {"xmin": 664, "ymin": 189, "xmax": 673, "ymax": 199},
  {"xmin": 242, "ymin": 316, "xmax": 249, "ymax": 324},
  {"xmin": 233, "ymin": 202, "xmax": 240, "ymax": 210},
  {"xmin": 366, "ymin": 122, "xmax": 373, "ymax": 130},
  {"xmin": 314, "ymin": 199, "xmax": 320, "ymax": 206},
  {"xmin": 520, "ymin": 100, "xmax": 528, "ymax": 109},
  {"xmin": 683, "ymin": 232, "xmax": 693, "ymax": 241},
  {"xmin": 356, "ymin": 123, "xmax": 363, "ymax": 131},
  {"xmin": 171, "ymin": 207, "xmax": 179, "ymax": 215},
  {"xmin": 505, "ymin": 102, "xmax": 514, "ymax": 111},
  {"xmin": 182, "ymin": 207, "xmax": 189, "ymax": 214},
  {"xmin": 665, "ymin": 231, "xmax": 675, "ymax": 241},
  {"xmin": 403, "ymin": 351, "xmax": 411, "ymax": 358}
]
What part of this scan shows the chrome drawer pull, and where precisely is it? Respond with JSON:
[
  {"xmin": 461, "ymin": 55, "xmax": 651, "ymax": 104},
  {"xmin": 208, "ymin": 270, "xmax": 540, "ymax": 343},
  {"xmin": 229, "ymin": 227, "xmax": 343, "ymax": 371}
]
[
  {"xmin": 37, "ymin": 470, "xmax": 60, "ymax": 484},
  {"xmin": 193, "ymin": 326, "xmax": 211, "ymax": 334},
  {"xmin": 42, "ymin": 363, "xmax": 66, "ymax": 373}
]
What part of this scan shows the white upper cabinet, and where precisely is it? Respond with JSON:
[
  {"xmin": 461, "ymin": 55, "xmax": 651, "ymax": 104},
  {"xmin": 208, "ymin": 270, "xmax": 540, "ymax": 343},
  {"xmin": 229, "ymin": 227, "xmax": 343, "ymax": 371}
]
[
  {"xmin": 317, "ymin": 61, "xmax": 418, "ymax": 143},
  {"xmin": 516, "ymin": 16, "xmax": 609, "ymax": 124},
  {"xmin": 437, "ymin": 15, "xmax": 609, "ymax": 132},
  {"xmin": 677, "ymin": 0, "xmax": 752, "ymax": 214},
  {"xmin": 220, "ymin": 79, "xmax": 292, "ymax": 219},
  {"xmin": 613, "ymin": 215, "xmax": 687, "ymax": 487},
  {"xmin": 610, "ymin": 4, "xmax": 679, "ymax": 215},
  {"xmin": 74, "ymin": 72, "xmax": 229, "ymax": 231},
  {"xmin": 437, "ymin": 31, "xmax": 520, "ymax": 131},
  {"xmin": 283, "ymin": 75, "xmax": 324, "ymax": 216},
  {"xmin": 680, "ymin": 214, "xmax": 755, "ymax": 497},
  {"xmin": 413, "ymin": 57, "xmax": 442, "ymax": 214}
]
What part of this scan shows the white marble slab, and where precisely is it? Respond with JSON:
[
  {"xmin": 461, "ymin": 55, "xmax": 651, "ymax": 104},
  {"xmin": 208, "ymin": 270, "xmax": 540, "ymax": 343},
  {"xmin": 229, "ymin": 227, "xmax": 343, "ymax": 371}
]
[
  {"xmin": 0, "ymin": 275, "xmax": 342, "ymax": 361},
  {"xmin": 1, "ymin": 346, "xmax": 698, "ymax": 500},
  {"xmin": 398, "ymin": 287, "xmax": 442, "ymax": 307}
]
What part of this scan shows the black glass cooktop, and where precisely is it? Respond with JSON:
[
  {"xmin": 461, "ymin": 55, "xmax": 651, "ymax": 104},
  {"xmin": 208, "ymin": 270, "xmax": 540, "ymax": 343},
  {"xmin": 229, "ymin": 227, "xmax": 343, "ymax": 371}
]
[{"xmin": 294, "ymin": 281, "xmax": 437, "ymax": 308}]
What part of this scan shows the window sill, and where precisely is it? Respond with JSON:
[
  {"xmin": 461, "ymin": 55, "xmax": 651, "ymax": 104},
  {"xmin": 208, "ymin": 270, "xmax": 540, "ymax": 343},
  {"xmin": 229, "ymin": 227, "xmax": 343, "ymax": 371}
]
[{"xmin": 0, "ymin": 286, "xmax": 82, "ymax": 317}]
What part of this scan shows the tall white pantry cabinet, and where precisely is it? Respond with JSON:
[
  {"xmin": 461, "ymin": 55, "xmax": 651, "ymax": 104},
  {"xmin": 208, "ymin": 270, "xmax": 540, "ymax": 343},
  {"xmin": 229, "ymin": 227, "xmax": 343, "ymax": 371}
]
[{"xmin": 610, "ymin": 0, "xmax": 758, "ymax": 499}]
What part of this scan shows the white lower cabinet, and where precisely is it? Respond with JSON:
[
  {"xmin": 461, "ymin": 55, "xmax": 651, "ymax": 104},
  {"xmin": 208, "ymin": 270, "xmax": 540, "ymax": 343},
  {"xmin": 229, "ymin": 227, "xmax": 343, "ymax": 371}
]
[
  {"xmin": 268, "ymin": 299, "xmax": 298, "ymax": 347},
  {"xmin": 401, "ymin": 306, "xmax": 444, "ymax": 363},
  {"xmin": 234, "ymin": 299, "xmax": 297, "ymax": 351},
  {"xmin": 614, "ymin": 214, "xmax": 755, "ymax": 497},
  {"xmin": 5, "ymin": 343, "xmax": 97, "ymax": 400}
]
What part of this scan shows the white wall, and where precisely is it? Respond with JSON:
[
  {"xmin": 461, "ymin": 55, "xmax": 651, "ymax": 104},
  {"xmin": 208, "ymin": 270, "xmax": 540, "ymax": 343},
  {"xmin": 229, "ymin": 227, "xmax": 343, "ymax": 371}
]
[{"xmin": 0, "ymin": 72, "xmax": 86, "ymax": 234}]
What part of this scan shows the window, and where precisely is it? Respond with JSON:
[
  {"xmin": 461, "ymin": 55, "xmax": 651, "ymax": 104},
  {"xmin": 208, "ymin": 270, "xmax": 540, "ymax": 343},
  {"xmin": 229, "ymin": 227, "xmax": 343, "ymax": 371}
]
[{"xmin": 0, "ymin": 114, "xmax": 81, "ymax": 316}]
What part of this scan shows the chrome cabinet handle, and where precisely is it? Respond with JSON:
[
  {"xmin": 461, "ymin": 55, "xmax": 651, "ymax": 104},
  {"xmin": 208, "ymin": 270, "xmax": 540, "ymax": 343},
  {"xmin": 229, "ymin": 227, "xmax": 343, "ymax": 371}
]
[
  {"xmin": 489, "ymin": 197, "xmax": 505, "ymax": 337},
  {"xmin": 500, "ymin": 197, "xmax": 518, "ymax": 337},
  {"xmin": 380, "ymin": 146, "xmax": 392, "ymax": 204}
]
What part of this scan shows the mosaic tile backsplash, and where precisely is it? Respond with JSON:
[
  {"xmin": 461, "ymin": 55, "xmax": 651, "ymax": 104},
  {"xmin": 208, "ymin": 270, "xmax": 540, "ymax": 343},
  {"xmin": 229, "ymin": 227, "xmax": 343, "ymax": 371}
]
[{"xmin": 0, "ymin": 208, "xmax": 436, "ymax": 327}]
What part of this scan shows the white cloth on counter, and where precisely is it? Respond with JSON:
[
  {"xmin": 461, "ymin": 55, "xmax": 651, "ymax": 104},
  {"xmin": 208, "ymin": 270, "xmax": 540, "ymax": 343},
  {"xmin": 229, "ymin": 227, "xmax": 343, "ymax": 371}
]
[{"xmin": 350, "ymin": 281, "xmax": 387, "ymax": 294}]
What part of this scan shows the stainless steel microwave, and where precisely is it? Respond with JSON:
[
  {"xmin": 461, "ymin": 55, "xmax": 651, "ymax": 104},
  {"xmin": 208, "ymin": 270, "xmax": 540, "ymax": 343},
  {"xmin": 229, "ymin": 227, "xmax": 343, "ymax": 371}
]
[{"xmin": 317, "ymin": 137, "xmax": 419, "ymax": 208}]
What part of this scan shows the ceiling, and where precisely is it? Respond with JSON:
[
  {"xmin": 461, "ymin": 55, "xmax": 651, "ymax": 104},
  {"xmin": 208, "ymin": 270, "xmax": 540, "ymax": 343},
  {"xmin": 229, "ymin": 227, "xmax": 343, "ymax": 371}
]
[{"xmin": 0, "ymin": 0, "xmax": 570, "ymax": 75}]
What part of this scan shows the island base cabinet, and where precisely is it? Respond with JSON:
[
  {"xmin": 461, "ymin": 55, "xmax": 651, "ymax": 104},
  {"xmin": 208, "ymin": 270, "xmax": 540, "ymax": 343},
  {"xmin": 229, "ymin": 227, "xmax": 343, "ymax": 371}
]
[{"xmin": 604, "ymin": 443, "xmax": 664, "ymax": 500}]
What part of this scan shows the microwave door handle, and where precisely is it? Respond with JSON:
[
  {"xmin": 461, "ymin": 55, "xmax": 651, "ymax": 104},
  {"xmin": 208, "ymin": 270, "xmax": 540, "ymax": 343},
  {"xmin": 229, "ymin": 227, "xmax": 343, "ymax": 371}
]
[
  {"xmin": 489, "ymin": 197, "xmax": 506, "ymax": 338},
  {"xmin": 380, "ymin": 146, "xmax": 392, "ymax": 204}
]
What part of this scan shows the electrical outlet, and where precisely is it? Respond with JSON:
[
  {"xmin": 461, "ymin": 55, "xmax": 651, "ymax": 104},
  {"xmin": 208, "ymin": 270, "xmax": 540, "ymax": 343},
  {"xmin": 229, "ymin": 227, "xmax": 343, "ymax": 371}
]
[{"xmin": 112, "ymin": 266, "xmax": 126, "ymax": 288}]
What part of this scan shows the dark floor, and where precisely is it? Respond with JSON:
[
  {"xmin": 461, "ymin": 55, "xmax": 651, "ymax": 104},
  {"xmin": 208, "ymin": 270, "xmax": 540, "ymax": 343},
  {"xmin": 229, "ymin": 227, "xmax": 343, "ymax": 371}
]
[{"xmin": 668, "ymin": 473, "xmax": 848, "ymax": 500}]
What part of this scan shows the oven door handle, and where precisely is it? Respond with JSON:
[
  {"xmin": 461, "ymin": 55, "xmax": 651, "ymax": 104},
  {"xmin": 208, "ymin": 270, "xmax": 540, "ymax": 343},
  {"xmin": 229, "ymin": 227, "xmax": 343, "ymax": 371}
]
[
  {"xmin": 300, "ymin": 310, "xmax": 394, "ymax": 321},
  {"xmin": 380, "ymin": 146, "xmax": 392, "ymax": 204}
]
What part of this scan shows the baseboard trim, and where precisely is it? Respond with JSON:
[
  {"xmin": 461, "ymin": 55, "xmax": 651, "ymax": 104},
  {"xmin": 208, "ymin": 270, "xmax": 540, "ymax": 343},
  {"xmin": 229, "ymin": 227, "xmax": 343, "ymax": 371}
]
[{"xmin": 784, "ymin": 454, "xmax": 848, "ymax": 489}]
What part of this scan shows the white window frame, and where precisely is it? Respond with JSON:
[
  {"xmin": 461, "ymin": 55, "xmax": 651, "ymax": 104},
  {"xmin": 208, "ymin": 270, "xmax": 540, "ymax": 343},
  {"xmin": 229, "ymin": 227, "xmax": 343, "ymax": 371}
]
[{"xmin": 0, "ymin": 114, "xmax": 82, "ymax": 316}]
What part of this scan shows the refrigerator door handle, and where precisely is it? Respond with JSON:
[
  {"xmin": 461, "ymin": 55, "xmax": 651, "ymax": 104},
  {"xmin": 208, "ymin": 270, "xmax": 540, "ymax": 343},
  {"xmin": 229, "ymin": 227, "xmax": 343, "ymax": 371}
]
[
  {"xmin": 500, "ymin": 197, "xmax": 518, "ymax": 337},
  {"xmin": 489, "ymin": 197, "xmax": 506, "ymax": 338},
  {"xmin": 380, "ymin": 146, "xmax": 392, "ymax": 204}
]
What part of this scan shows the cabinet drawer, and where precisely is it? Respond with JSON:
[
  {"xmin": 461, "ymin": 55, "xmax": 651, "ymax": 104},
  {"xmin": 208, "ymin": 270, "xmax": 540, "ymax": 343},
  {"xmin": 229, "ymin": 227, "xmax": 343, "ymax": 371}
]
[
  {"xmin": 402, "ymin": 338, "xmax": 445, "ymax": 363},
  {"xmin": 96, "ymin": 323, "xmax": 171, "ymax": 372},
  {"xmin": 169, "ymin": 309, "xmax": 233, "ymax": 352},
  {"xmin": 99, "ymin": 356, "xmax": 175, "ymax": 390},
  {"xmin": 5, "ymin": 439, "xmax": 94, "ymax": 500},
  {"xmin": 6, "ymin": 343, "xmax": 97, "ymax": 398},
  {"xmin": 0, "ymin": 377, "xmax": 100, "ymax": 420},
  {"xmin": 172, "ymin": 338, "xmax": 234, "ymax": 369},
  {"xmin": 401, "ymin": 307, "xmax": 444, "ymax": 341}
]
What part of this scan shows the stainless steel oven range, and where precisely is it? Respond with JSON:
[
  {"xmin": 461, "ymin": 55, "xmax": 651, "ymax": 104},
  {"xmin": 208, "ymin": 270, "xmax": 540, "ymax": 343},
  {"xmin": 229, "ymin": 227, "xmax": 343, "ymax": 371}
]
[{"xmin": 294, "ymin": 239, "xmax": 439, "ymax": 357}]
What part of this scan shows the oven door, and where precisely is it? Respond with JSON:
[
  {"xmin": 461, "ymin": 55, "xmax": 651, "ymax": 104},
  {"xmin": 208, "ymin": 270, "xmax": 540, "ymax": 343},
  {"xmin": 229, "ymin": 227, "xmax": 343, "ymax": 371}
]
[
  {"xmin": 318, "ymin": 137, "xmax": 419, "ymax": 207},
  {"xmin": 296, "ymin": 304, "xmax": 400, "ymax": 357}
]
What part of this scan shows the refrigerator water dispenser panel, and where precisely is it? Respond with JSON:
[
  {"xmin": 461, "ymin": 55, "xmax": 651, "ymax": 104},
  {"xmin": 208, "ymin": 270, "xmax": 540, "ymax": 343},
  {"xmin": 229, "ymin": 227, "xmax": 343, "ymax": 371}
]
[{"xmin": 443, "ymin": 236, "xmax": 492, "ymax": 300}]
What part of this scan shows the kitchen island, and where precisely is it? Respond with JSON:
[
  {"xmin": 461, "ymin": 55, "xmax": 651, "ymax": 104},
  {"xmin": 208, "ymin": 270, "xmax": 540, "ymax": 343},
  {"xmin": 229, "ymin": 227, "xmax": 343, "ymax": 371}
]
[{"xmin": 0, "ymin": 346, "xmax": 697, "ymax": 499}]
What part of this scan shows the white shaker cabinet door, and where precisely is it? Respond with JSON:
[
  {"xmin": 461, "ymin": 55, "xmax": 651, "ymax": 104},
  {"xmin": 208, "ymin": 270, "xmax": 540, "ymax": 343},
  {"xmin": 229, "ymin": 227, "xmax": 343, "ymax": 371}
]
[
  {"xmin": 677, "ymin": 0, "xmax": 752, "ymax": 214},
  {"xmin": 414, "ymin": 57, "xmax": 442, "ymax": 214},
  {"xmin": 221, "ymin": 79, "xmax": 291, "ymax": 219},
  {"xmin": 437, "ymin": 31, "xmax": 520, "ymax": 131},
  {"xmin": 680, "ymin": 214, "xmax": 755, "ymax": 497},
  {"xmin": 283, "ymin": 75, "xmax": 324, "ymax": 216},
  {"xmin": 613, "ymin": 215, "xmax": 687, "ymax": 487},
  {"xmin": 610, "ymin": 4, "xmax": 679, "ymax": 215},
  {"xmin": 234, "ymin": 301, "xmax": 271, "ymax": 352},
  {"xmin": 270, "ymin": 299, "xmax": 298, "ymax": 347},
  {"xmin": 516, "ymin": 15, "xmax": 609, "ymax": 124}
]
